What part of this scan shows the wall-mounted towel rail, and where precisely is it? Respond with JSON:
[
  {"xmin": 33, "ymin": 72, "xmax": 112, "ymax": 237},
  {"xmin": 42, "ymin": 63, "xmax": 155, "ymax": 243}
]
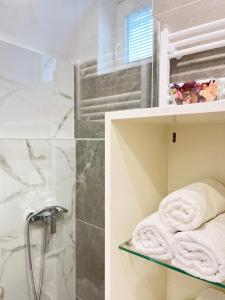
[{"xmin": 159, "ymin": 18, "xmax": 225, "ymax": 106}]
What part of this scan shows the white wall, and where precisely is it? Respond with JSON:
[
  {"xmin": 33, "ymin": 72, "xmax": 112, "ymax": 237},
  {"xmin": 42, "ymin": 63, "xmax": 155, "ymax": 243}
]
[
  {"xmin": 0, "ymin": 40, "xmax": 74, "ymax": 139},
  {"xmin": 73, "ymin": 0, "xmax": 99, "ymax": 64},
  {"xmin": 98, "ymin": 0, "xmax": 117, "ymax": 72},
  {"xmin": 0, "ymin": 0, "xmax": 91, "ymax": 62}
]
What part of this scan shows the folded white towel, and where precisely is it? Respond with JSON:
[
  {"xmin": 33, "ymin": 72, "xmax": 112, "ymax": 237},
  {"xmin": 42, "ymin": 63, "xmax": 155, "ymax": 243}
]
[
  {"xmin": 196, "ymin": 288, "xmax": 225, "ymax": 300},
  {"xmin": 172, "ymin": 213, "xmax": 225, "ymax": 282},
  {"xmin": 132, "ymin": 212, "xmax": 175, "ymax": 260},
  {"xmin": 159, "ymin": 179, "xmax": 225, "ymax": 231}
]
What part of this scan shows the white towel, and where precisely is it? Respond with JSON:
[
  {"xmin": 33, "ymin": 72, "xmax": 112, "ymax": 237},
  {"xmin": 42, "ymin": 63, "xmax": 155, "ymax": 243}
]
[
  {"xmin": 196, "ymin": 288, "xmax": 225, "ymax": 300},
  {"xmin": 132, "ymin": 212, "xmax": 175, "ymax": 260},
  {"xmin": 172, "ymin": 213, "xmax": 225, "ymax": 282},
  {"xmin": 159, "ymin": 179, "xmax": 225, "ymax": 231}
]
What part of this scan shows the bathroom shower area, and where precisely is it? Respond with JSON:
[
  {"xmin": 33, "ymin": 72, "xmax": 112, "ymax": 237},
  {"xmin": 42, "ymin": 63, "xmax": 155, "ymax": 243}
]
[
  {"xmin": 0, "ymin": 0, "xmax": 156, "ymax": 299},
  {"xmin": 0, "ymin": 40, "xmax": 75, "ymax": 300}
]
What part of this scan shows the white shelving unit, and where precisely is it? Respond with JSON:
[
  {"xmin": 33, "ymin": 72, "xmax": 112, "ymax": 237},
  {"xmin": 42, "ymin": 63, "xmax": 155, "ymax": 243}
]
[
  {"xmin": 105, "ymin": 101, "xmax": 225, "ymax": 300},
  {"xmin": 159, "ymin": 18, "xmax": 225, "ymax": 106}
]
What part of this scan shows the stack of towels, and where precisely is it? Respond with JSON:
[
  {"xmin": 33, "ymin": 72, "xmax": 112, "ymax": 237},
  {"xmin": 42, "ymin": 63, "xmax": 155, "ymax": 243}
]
[{"xmin": 132, "ymin": 179, "xmax": 225, "ymax": 283}]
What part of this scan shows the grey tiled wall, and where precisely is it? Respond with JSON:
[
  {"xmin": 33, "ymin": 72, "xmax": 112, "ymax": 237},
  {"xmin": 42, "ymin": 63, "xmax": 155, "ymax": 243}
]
[
  {"xmin": 75, "ymin": 60, "xmax": 152, "ymax": 300},
  {"xmin": 76, "ymin": 140, "xmax": 105, "ymax": 229},
  {"xmin": 75, "ymin": 60, "xmax": 152, "ymax": 139},
  {"xmin": 76, "ymin": 219, "xmax": 105, "ymax": 300}
]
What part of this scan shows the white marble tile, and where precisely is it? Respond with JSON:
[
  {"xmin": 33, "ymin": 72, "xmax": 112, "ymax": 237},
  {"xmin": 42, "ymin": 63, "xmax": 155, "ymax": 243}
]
[
  {"xmin": 0, "ymin": 40, "xmax": 74, "ymax": 139},
  {"xmin": 0, "ymin": 139, "xmax": 75, "ymax": 300}
]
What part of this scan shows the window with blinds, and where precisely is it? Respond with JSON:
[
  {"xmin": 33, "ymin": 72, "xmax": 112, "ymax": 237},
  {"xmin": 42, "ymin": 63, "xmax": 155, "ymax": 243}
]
[
  {"xmin": 41, "ymin": 56, "xmax": 56, "ymax": 82},
  {"xmin": 126, "ymin": 7, "xmax": 153, "ymax": 63}
]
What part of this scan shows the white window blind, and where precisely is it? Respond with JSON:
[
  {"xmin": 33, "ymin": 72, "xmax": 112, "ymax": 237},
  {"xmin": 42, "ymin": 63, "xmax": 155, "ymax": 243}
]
[
  {"xmin": 41, "ymin": 56, "xmax": 56, "ymax": 82},
  {"xmin": 126, "ymin": 7, "xmax": 153, "ymax": 63}
]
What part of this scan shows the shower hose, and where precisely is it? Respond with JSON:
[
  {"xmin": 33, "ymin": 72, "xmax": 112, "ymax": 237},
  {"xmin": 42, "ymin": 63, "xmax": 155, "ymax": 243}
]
[{"xmin": 26, "ymin": 216, "xmax": 48, "ymax": 300}]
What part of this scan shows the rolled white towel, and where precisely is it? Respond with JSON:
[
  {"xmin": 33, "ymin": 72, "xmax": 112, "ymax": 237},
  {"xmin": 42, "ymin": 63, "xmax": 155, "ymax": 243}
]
[
  {"xmin": 159, "ymin": 179, "xmax": 225, "ymax": 231},
  {"xmin": 172, "ymin": 213, "xmax": 225, "ymax": 282},
  {"xmin": 196, "ymin": 288, "xmax": 225, "ymax": 300},
  {"xmin": 132, "ymin": 212, "xmax": 175, "ymax": 260}
]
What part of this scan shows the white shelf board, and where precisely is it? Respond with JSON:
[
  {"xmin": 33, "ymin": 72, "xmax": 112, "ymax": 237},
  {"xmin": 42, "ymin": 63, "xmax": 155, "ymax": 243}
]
[{"xmin": 105, "ymin": 101, "xmax": 225, "ymax": 125}]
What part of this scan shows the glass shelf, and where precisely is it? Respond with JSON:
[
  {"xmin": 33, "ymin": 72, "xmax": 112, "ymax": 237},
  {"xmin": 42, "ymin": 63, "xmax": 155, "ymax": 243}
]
[{"xmin": 119, "ymin": 239, "xmax": 225, "ymax": 289}]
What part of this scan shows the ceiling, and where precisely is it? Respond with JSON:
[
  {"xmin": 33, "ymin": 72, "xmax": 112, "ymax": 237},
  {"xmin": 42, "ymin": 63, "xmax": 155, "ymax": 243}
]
[
  {"xmin": 0, "ymin": 0, "xmax": 152, "ymax": 63},
  {"xmin": 0, "ymin": 0, "xmax": 97, "ymax": 62}
]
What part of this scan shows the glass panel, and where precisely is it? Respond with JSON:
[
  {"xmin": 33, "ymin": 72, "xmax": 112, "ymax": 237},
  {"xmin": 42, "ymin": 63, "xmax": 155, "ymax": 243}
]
[
  {"xmin": 75, "ymin": 0, "xmax": 157, "ymax": 138},
  {"xmin": 119, "ymin": 239, "xmax": 225, "ymax": 290}
]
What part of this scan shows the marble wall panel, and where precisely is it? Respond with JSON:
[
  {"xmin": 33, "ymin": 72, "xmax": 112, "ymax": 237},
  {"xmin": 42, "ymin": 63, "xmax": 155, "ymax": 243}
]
[
  {"xmin": 0, "ymin": 139, "xmax": 75, "ymax": 300},
  {"xmin": 76, "ymin": 219, "xmax": 104, "ymax": 300},
  {"xmin": 76, "ymin": 140, "xmax": 105, "ymax": 229}
]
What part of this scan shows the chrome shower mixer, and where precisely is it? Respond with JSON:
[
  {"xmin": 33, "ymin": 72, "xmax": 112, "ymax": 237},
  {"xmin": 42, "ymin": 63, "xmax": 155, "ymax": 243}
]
[
  {"xmin": 26, "ymin": 205, "xmax": 68, "ymax": 300},
  {"xmin": 27, "ymin": 205, "xmax": 68, "ymax": 234}
]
